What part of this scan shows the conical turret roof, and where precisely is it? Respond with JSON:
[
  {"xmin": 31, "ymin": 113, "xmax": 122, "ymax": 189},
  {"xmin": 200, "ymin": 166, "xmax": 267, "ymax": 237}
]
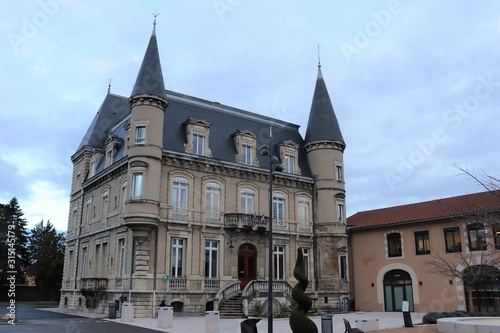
[
  {"xmin": 304, "ymin": 66, "xmax": 344, "ymax": 145},
  {"xmin": 130, "ymin": 26, "xmax": 167, "ymax": 100}
]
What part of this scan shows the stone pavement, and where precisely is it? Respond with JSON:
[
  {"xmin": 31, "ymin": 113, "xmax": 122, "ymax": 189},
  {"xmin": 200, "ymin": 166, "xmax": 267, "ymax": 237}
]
[{"xmin": 40, "ymin": 307, "xmax": 435, "ymax": 333}]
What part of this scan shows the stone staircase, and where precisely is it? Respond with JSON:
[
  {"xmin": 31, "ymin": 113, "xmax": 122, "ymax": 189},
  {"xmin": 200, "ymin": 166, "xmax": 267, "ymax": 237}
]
[{"xmin": 218, "ymin": 292, "xmax": 246, "ymax": 318}]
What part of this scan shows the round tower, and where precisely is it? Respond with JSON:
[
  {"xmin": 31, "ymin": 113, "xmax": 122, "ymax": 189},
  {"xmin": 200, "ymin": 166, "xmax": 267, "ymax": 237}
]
[{"xmin": 304, "ymin": 63, "xmax": 349, "ymax": 306}]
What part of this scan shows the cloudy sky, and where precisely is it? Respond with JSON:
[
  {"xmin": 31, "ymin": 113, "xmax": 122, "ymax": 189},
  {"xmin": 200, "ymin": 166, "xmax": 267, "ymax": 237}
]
[{"xmin": 1, "ymin": 1, "xmax": 498, "ymax": 232}]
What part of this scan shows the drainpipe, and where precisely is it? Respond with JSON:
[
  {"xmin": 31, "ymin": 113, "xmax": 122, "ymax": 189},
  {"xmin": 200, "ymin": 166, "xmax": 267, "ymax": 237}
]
[{"xmin": 153, "ymin": 225, "xmax": 159, "ymax": 317}]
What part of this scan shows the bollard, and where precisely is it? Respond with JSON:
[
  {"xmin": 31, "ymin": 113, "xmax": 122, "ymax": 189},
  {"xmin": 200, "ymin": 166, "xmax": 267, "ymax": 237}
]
[
  {"xmin": 108, "ymin": 303, "xmax": 116, "ymax": 319},
  {"xmin": 205, "ymin": 311, "xmax": 220, "ymax": 333},
  {"xmin": 158, "ymin": 306, "xmax": 174, "ymax": 328},
  {"xmin": 321, "ymin": 314, "xmax": 333, "ymax": 333},
  {"xmin": 121, "ymin": 302, "xmax": 135, "ymax": 322}
]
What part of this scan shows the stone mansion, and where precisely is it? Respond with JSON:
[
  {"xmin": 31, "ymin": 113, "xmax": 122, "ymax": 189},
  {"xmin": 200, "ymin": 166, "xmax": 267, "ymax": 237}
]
[{"xmin": 59, "ymin": 24, "xmax": 349, "ymax": 317}]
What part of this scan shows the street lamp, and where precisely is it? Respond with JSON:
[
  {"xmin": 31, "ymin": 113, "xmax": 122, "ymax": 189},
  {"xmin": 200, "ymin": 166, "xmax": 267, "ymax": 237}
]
[{"xmin": 259, "ymin": 139, "xmax": 284, "ymax": 333}]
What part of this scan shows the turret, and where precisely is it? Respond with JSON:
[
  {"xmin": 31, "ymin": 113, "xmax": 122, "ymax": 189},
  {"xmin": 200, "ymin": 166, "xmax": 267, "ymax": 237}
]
[{"xmin": 305, "ymin": 62, "xmax": 348, "ymax": 299}]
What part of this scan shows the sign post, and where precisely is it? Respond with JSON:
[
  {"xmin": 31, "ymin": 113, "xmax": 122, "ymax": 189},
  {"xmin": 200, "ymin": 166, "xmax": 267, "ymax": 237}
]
[{"xmin": 163, "ymin": 275, "xmax": 170, "ymax": 303}]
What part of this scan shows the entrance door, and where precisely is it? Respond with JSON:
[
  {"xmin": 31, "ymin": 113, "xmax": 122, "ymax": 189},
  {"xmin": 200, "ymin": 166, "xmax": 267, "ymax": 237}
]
[
  {"xmin": 238, "ymin": 244, "xmax": 257, "ymax": 290},
  {"xmin": 384, "ymin": 269, "xmax": 414, "ymax": 311}
]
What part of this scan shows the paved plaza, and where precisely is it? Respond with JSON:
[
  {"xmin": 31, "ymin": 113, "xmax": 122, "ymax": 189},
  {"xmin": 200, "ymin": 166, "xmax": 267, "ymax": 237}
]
[{"xmin": 40, "ymin": 307, "xmax": 435, "ymax": 333}]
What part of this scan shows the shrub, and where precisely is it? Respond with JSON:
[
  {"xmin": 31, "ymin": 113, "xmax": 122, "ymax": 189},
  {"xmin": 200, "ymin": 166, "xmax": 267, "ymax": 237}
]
[{"xmin": 422, "ymin": 312, "xmax": 446, "ymax": 324}]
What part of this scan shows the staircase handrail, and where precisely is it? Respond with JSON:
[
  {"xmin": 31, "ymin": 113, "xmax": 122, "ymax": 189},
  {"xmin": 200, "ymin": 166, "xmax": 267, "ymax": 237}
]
[{"xmin": 214, "ymin": 280, "xmax": 241, "ymax": 302}]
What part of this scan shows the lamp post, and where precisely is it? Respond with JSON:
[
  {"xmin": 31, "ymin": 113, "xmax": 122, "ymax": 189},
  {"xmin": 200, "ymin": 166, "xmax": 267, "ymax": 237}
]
[{"xmin": 259, "ymin": 129, "xmax": 284, "ymax": 333}]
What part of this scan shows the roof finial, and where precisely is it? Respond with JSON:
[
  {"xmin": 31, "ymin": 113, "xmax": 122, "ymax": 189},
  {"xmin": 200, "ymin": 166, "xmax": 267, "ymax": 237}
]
[
  {"xmin": 317, "ymin": 44, "xmax": 321, "ymax": 68},
  {"xmin": 107, "ymin": 78, "xmax": 112, "ymax": 94},
  {"xmin": 152, "ymin": 11, "xmax": 159, "ymax": 35}
]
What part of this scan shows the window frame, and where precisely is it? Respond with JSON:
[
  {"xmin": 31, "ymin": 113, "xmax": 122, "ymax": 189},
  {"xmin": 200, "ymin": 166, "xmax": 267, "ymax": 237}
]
[
  {"xmin": 172, "ymin": 177, "xmax": 189, "ymax": 215},
  {"xmin": 272, "ymin": 193, "xmax": 286, "ymax": 226},
  {"xmin": 192, "ymin": 132, "xmax": 205, "ymax": 156},
  {"xmin": 117, "ymin": 238, "xmax": 126, "ymax": 277},
  {"xmin": 240, "ymin": 188, "xmax": 255, "ymax": 215},
  {"xmin": 204, "ymin": 240, "xmax": 219, "ymax": 279},
  {"xmin": 242, "ymin": 144, "xmax": 253, "ymax": 165},
  {"xmin": 273, "ymin": 246, "xmax": 285, "ymax": 280},
  {"xmin": 467, "ymin": 223, "xmax": 487, "ymax": 251},
  {"xmin": 131, "ymin": 173, "xmax": 144, "ymax": 199},
  {"xmin": 205, "ymin": 182, "xmax": 221, "ymax": 219},
  {"xmin": 444, "ymin": 227, "xmax": 462, "ymax": 253},
  {"xmin": 387, "ymin": 232, "xmax": 402, "ymax": 257},
  {"xmin": 171, "ymin": 238, "xmax": 186, "ymax": 278},
  {"xmin": 414, "ymin": 230, "xmax": 431, "ymax": 255},
  {"xmin": 135, "ymin": 125, "xmax": 146, "ymax": 145}
]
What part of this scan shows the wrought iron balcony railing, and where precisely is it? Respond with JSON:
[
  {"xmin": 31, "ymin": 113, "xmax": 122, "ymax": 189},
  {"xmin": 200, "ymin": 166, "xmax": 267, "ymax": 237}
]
[{"xmin": 225, "ymin": 213, "xmax": 268, "ymax": 230}]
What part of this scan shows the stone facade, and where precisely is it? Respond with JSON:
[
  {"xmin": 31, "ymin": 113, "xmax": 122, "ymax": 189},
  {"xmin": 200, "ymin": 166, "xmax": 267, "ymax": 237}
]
[{"xmin": 59, "ymin": 26, "xmax": 349, "ymax": 317}]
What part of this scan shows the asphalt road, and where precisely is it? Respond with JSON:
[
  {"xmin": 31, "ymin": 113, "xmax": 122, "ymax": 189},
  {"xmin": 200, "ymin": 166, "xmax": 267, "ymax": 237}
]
[{"xmin": 0, "ymin": 304, "xmax": 157, "ymax": 333}]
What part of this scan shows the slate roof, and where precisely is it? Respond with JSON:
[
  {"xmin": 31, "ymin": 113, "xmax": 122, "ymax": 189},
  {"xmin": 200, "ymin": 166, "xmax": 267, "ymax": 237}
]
[
  {"xmin": 304, "ymin": 66, "xmax": 345, "ymax": 145},
  {"xmin": 79, "ymin": 90, "xmax": 313, "ymax": 178},
  {"xmin": 77, "ymin": 93, "xmax": 130, "ymax": 151},
  {"xmin": 130, "ymin": 28, "xmax": 167, "ymax": 100},
  {"xmin": 347, "ymin": 190, "xmax": 500, "ymax": 230}
]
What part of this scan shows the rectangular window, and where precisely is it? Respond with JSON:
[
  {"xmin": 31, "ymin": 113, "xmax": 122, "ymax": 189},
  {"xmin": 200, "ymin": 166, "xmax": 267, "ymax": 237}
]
[
  {"xmin": 273, "ymin": 246, "xmax": 285, "ymax": 280},
  {"xmin": 172, "ymin": 179, "xmax": 188, "ymax": 214},
  {"xmin": 302, "ymin": 248, "xmax": 310, "ymax": 279},
  {"xmin": 444, "ymin": 227, "xmax": 462, "ymax": 252},
  {"xmin": 336, "ymin": 165, "xmax": 342, "ymax": 181},
  {"xmin": 205, "ymin": 241, "xmax": 218, "ymax": 278},
  {"xmin": 81, "ymin": 247, "xmax": 88, "ymax": 278},
  {"xmin": 467, "ymin": 223, "xmax": 487, "ymax": 251},
  {"xmin": 132, "ymin": 173, "xmax": 144, "ymax": 199},
  {"xmin": 340, "ymin": 255, "xmax": 347, "ymax": 280},
  {"xmin": 298, "ymin": 200, "xmax": 310, "ymax": 227},
  {"xmin": 95, "ymin": 244, "xmax": 101, "ymax": 276},
  {"xmin": 272, "ymin": 195, "xmax": 285, "ymax": 224},
  {"xmin": 135, "ymin": 125, "xmax": 146, "ymax": 144},
  {"xmin": 242, "ymin": 144, "xmax": 253, "ymax": 165},
  {"xmin": 118, "ymin": 238, "xmax": 126, "ymax": 277},
  {"xmin": 101, "ymin": 193, "xmax": 109, "ymax": 225},
  {"xmin": 415, "ymin": 231, "xmax": 431, "ymax": 255},
  {"xmin": 495, "ymin": 228, "xmax": 500, "ymax": 250},
  {"xmin": 192, "ymin": 133, "xmax": 205, "ymax": 155},
  {"xmin": 90, "ymin": 161, "xmax": 96, "ymax": 177},
  {"xmin": 67, "ymin": 250, "xmax": 73, "ymax": 278},
  {"xmin": 337, "ymin": 203, "xmax": 344, "ymax": 222},
  {"xmin": 387, "ymin": 232, "xmax": 402, "ymax": 257},
  {"xmin": 106, "ymin": 149, "xmax": 113, "ymax": 167},
  {"xmin": 285, "ymin": 155, "xmax": 295, "ymax": 173},
  {"xmin": 85, "ymin": 201, "xmax": 91, "ymax": 225},
  {"xmin": 171, "ymin": 238, "xmax": 185, "ymax": 277},
  {"xmin": 240, "ymin": 190, "xmax": 254, "ymax": 214}
]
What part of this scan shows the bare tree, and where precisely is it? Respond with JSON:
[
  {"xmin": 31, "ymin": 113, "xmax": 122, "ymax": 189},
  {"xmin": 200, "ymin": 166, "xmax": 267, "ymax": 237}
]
[
  {"xmin": 425, "ymin": 249, "xmax": 500, "ymax": 312},
  {"xmin": 422, "ymin": 167, "xmax": 500, "ymax": 312}
]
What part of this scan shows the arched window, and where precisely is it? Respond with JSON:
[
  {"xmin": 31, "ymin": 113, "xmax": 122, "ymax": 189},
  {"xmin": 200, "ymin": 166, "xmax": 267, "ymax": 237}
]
[
  {"xmin": 172, "ymin": 177, "xmax": 189, "ymax": 215},
  {"xmin": 297, "ymin": 197, "xmax": 311, "ymax": 228},
  {"xmin": 240, "ymin": 188, "xmax": 255, "ymax": 215},
  {"xmin": 205, "ymin": 182, "xmax": 221, "ymax": 219},
  {"xmin": 101, "ymin": 190, "xmax": 109, "ymax": 227},
  {"xmin": 272, "ymin": 193, "xmax": 286, "ymax": 226}
]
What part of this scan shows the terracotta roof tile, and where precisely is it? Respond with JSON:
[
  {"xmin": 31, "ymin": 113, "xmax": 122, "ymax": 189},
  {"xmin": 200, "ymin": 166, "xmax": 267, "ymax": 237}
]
[{"xmin": 347, "ymin": 190, "xmax": 500, "ymax": 230}]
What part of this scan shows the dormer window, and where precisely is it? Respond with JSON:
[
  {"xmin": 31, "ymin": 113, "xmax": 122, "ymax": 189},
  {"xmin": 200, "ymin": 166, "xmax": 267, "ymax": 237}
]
[
  {"xmin": 242, "ymin": 144, "xmax": 253, "ymax": 165},
  {"xmin": 184, "ymin": 118, "xmax": 212, "ymax": 157},
  {"xmin": 233, "ymin": 130, "xmax": 258, "ymax": 166},
  {"xmin": 285, "ymin": 155, "xmax": 295, "ymax": 174},
  {"xmin": 105, "ymin": 136, "xmax": 121, "ymax": 168},
  {"xmin": 278, "ymin": 140, "xmax": 300, "ymax": 175}
]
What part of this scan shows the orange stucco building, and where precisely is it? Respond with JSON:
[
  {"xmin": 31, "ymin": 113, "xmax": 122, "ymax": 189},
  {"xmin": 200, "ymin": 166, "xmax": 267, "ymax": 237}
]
[{"xmin": 347, "ymin": 190, "xmax": 500, "ymax": 313}]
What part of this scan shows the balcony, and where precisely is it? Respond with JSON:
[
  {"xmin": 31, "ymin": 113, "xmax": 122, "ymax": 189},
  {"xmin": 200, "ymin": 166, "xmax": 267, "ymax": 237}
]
[
  {"xmin": 79, "ymin": 278, "xmax": 108, "ymax": 291},
  {"xmin": 225, "ymin": 213, "xmax": 268, "ymax": 231}
]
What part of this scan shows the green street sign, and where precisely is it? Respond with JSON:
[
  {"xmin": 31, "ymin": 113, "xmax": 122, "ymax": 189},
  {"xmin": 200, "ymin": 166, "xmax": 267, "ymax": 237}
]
[{"xmin": 164, "ymin": 275, "xmax": 170, "ymax": 282}]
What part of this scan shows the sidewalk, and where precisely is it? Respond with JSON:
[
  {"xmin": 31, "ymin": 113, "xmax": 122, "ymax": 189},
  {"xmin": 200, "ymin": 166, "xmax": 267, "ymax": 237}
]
[{"xmin": 40, "ymin": 307, "xmax": 434, "ymax": 333}]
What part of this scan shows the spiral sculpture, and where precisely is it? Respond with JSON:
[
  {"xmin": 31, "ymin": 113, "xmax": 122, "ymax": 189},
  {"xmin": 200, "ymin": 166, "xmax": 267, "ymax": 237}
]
[{"xmin": 289, "ymin": 249, "xmax": 318, "ymax": 333}]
